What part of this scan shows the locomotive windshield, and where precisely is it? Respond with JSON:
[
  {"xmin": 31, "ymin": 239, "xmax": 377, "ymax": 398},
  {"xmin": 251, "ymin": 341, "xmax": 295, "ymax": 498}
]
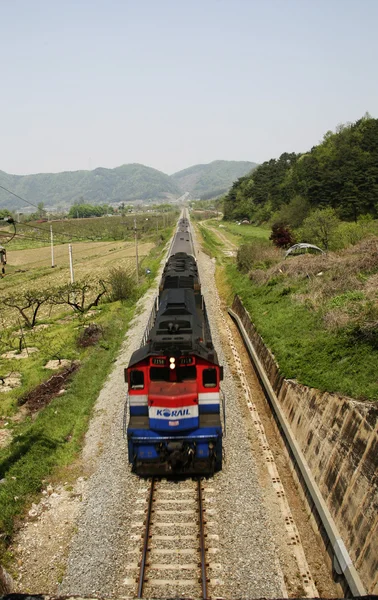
[{"xmin": 150, "ymin": 366, "xmax": 196, "ymax": 382}]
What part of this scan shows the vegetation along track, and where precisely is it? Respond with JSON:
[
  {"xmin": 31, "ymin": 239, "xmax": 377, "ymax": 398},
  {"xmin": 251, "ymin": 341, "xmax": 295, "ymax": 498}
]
[{"xmin": 123, "ymin": 477, "xmax": 222, "ymax": 599}]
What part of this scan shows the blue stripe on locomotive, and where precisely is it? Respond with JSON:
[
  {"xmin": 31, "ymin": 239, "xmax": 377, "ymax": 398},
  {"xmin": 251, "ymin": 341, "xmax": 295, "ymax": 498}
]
[{"xmin": 127, "ymin": 425, "xmax": 222, "ymax": 461}]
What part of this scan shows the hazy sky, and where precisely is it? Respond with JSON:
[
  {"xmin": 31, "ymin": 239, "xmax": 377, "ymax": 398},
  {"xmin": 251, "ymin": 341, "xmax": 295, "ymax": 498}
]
[{"xmin": 1, "ymin": 0, "xmax": 377, "ymax": 176}]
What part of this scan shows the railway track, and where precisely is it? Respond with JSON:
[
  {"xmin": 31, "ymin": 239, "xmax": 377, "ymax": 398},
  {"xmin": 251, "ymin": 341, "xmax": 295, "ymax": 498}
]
[{"xmin": 123, "ymin": 477, "xmax": 222, "ymax": 599}]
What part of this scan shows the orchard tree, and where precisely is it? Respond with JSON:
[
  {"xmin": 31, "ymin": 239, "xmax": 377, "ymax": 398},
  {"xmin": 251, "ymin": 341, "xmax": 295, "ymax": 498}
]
[
  {"xmin": 51, "ymin": 279, "xmax": 107, "ymax": 313},
  {"xmin": 1, "ymin": 288, "xmax": 52, "ymax": 328}
]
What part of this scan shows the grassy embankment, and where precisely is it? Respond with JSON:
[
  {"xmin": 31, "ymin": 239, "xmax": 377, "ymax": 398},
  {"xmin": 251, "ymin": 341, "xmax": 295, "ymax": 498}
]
[
  {"xmin": 197, "ymin": 220, "xmax": 378, "ymax": 402},
  {"xmin": 0, "ymin": 226, "xmax": 172, "ymax": 563}
]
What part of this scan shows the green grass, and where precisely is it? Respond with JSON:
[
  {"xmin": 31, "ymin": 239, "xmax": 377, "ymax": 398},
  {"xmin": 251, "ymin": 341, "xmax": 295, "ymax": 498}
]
[
  {"xmin": 0, "ymin": 234, "xmax": 170, "ymax": 561},
  {"xmin": 219, "ymin": 221, "xmax": 270, "ymax": 241},
  {"xmin": 197, "ymin": 221, "xmax": 378, "ymax": 402},
  {"xmin": 226, "ymin": 263, "xmax": 378, "ymax": 400},
  {"xmin": 197, "ymin": 224, "xmax": 223, "ymax": 257},
  {"xmin": 0, "ymin": 302, "xmax": 132, "ymax": 550}
]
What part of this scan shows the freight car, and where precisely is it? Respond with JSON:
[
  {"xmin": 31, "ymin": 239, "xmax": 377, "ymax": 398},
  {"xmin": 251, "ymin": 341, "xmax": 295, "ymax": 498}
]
[{"xmin": 125, "ymin": 212, "xmax": 223, "ymax": 476}]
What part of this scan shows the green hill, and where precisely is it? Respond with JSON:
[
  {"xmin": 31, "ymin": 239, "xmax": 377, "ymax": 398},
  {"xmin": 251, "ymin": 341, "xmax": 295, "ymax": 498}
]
[
  {"xmin": 0, "ymin": 164, "xmax": 180, "ymax": 209},
  {"xmin": 0, "ymin": 160, "xmax": 258, "ymax": 211},
  {"xmin": 171, "ymin": 160, "xmax": 257, "ymax": 198},
  {"xmin": 223, "ymin": 115, "xmax": 378, "ymax": 223}
]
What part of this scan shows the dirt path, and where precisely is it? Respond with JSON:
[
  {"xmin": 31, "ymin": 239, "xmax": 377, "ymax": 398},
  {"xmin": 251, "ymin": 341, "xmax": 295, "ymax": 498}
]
[{"xmin": 200, "ymin": 221, "xmax": 238, "ymax": 256}]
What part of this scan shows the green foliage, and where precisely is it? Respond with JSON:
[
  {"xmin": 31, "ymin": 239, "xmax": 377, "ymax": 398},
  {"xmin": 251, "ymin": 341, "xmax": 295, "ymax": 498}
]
[
  {"xmin": 8, "ymin": 212, "xmax": 179, "ymax": 249},
  {"xmin": 327, "ymin": 291, "xmax": 365, "ymax": 308},
  {"xmin": 273, "ymin": 195, "xmax": 311, "ymax": 228},
  {"xmin": 0, "ymin": 301, "xmax": 133, "ymax": 554},
  {"xmin": 0, "ymin": 209, "xmax": 13, "ymax": 219},
  {"xmin": 68, "ymin": 204, "xmax": 113, "ymax": 218},
  {"xmin": 223, "ymin": 115, "xmax": 378, "ymax": 227},
  {"xmin": 199, "ymin": 218, "xmax": 378, "ymax": 400},
  {"xmin": 107, "ymin": 267, "xmax": 137, "ymax": 301},
  {"xmin": 224, "ymin": 261, "xmax": 378, "ymax": 400},
  {"xmin": 299, "ymin": 208, "xmax": 340, "ymax": 250}
]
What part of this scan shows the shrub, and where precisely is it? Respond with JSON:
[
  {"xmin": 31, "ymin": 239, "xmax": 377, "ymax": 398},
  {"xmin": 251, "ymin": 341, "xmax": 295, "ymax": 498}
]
[
  {"xmin": 237, "ymin": 240, "xmax": 280, "ymax": 273},
  {"xmin": 270, "ymin": 223, "xmax": 295, "ymax": 248},
  {"xmin": 108, "ymin": 267, "xmax": 136, "ymax": 301},
  {"xmin": 333, "ymin": 222, "xmax": 365, "ymax": 249}
]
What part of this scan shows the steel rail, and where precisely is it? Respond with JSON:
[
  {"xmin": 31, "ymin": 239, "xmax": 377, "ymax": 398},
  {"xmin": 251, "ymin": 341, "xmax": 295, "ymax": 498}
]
[
  {"xmin": 137, "ymin": 477, "xmax": 155, "ymax": 598},
  {"xmin": 197, "ymin": 478, "xmax": 208, "ymax": 600},
  {"xmin": 228, "ymin": 307, "xmax": 366, "ymax": 597}
]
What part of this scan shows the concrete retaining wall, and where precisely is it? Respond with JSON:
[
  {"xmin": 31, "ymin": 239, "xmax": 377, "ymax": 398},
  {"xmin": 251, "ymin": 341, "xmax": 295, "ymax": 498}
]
[{"xmin": 232, "ymin": 295, "xmax": 378, "ymax": 594}]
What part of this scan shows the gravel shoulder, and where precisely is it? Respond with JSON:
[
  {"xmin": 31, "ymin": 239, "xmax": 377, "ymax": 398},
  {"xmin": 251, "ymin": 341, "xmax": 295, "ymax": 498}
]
[{"xmin": 11, "ymin": 233, "xmax": 297, "ymax": 598}]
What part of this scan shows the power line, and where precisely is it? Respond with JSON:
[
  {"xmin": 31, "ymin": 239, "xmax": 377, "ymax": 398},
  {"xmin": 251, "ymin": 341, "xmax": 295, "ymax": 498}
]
[
  {"xmin": 0, "ymin": 229, "xmax": 50, "ymax": 243},
  {"xmin": 0, "ymin": 182, "xmax": 130, "ymax": 243},
  {"xmin": 2, "ymin": 238, "xmax": 136, "ymax": 269},
  {"xmin": 18, "ymin": 221, "xmax": 97, "ymax": 242},
  {"xmin": 0, "ymin": 184, "xmax": 40, "ymax": 211}
]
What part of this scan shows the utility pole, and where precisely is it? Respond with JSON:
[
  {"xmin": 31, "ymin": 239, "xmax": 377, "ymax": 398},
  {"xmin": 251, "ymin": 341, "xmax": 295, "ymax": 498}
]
[
  {"xmin": 50, "ymin": 225, "xmax": 55, "ymax": 268},
  {"xmin": 68, "ymin": 244, "xmax": 75, "ymax": 283},
  {"xmin": 134, "ymin": 218, "xmax": 139, "ymax": 285}
]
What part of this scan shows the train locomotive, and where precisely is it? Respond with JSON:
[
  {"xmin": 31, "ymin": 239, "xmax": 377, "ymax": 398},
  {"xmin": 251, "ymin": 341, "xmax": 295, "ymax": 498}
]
[{"xmin": 125, "ymin": 214, "xmax": 223, "ymax": 476}]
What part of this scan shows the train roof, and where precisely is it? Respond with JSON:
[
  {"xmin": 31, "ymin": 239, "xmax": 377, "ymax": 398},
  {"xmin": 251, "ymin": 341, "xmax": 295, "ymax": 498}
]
[
  {"xmin": 169, "ymin": 221, "xmax": 194, "ymax": 256},
  {"xmin": 160, "ymin": 252, "xmax": 199, "ymax": 291},
  {"xmin": 128, "ymin": 288, "xmax": 218, "ymax": 367}
]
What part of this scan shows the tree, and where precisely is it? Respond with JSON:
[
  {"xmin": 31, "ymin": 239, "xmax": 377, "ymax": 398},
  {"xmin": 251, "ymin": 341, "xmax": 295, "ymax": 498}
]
[
  {"xmin": 51, "ymin": 279, "xmax": 107, "ymax": 313},
  {"xmin": 270, "ymin": 223, "xmax": 295, "ymax": 249},
  {"xmin": 1, "ymin": 288, "xmax": 52, "ymax": 328},
  {"xmin": 37, "ymin": 202, "xmax": 47, "ymax": 219},
  {"xmin": 300, "ymin": 208, "xmax": 340, "ymax": 250},
  {"xmin": 274, "ymin": 195, "xmax": 311, "ymax": 228}
]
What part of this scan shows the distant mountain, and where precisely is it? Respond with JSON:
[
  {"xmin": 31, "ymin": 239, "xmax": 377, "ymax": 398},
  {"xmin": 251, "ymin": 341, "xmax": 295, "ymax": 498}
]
[
  {"xmin": 0, "ymin": 164, "xmax": 179, "ymax": 209},
  {"xmin": 171, "ymin": 160, "xmax": 257, "ymax": 198},
  {"xmin": 0, "ymin": 160, "xmax": 257, "ymax": 210}
]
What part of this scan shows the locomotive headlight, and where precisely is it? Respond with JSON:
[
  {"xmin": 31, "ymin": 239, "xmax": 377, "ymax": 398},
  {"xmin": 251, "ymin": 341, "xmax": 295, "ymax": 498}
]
[{"xmin": 169, "ymin": 357, "xmax": 176, "ymax": 369}]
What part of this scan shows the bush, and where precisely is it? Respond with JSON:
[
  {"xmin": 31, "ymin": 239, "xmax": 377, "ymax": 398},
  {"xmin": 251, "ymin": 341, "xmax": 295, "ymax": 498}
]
[
  {"xmin": 108, "ymin": 267, "xmax": 136, "ymax": 301},
  {"xmin": 270, "ymin": 223, "xmax": 295, "ymax": 248},
  {"xmin": 237, "ymin": 240, "xmax": 281, "ymax": 273},
  {"xmin": 333, "ymin": 222, "xmax": 365, "ymax": 249}
]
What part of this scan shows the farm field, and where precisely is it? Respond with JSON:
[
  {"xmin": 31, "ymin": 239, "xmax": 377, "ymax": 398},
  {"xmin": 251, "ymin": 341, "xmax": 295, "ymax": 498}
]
[{"xmin": 2, "ymin": 240, "xmax": 153, "ymax": 291}]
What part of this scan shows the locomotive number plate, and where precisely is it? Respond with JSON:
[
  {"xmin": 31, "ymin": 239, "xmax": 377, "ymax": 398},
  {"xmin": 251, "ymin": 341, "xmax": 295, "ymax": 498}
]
[{"xmin": 152, "ymin": 358, "xmax": 165, "ymax": 365}]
